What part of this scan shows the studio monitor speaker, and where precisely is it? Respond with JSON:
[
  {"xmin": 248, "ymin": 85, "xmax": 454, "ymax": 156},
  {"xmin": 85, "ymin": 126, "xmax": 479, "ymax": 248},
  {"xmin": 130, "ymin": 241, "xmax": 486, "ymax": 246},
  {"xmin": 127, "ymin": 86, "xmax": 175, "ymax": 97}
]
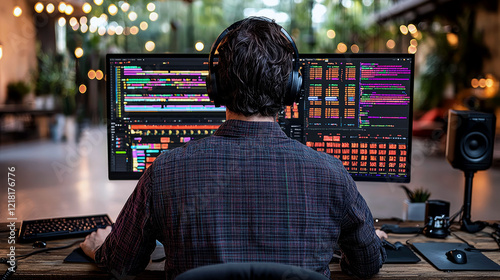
[{"xmin": 446, "ymin": 110, "xmax": 496, "ymax": 171}]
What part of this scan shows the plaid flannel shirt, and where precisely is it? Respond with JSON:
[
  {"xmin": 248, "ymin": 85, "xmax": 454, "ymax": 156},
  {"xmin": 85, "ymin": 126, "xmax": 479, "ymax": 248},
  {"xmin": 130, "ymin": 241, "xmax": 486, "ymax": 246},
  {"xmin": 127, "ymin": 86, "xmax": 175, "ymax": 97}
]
[{"xmin": 95, "ymin": 119, "xmax": 385, "ymax": 279}]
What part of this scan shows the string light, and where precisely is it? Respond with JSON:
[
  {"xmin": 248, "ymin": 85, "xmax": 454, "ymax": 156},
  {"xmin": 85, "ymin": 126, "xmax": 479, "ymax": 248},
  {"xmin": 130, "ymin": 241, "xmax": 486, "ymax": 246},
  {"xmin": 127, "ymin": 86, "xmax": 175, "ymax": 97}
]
[
  {"xmin": 75, "ymin": 47, "xmax": 84, "ymax": 58},
  {"xmin": 34, "ymin": 2, "xmax": 44, "ymax": 13},
  {"xmin": 326, "ymin": 29, "xmax": 336, "ymax": 39},
  {"xmin": 82, "ymin": 3, "xmax": 92, "ymax": 13},
  {"xmin": 13, "ymin": 6, "xmax": 23, "ymax": 17},
  {"xmin": 195, "ymin": 42, "xmax": 204, "ymax": 51}
]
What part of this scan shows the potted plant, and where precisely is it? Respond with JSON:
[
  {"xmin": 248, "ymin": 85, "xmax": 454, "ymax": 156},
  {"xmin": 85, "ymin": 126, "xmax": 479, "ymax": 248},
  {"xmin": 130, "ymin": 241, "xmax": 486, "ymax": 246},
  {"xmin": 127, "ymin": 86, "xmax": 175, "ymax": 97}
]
[
  {"xmin": 6, "ymin": 81, "xmax": 31, "ymax": 104},
  {"xmin": 401, "ymin": 185, "xmax": 431, "ymax": 221}
]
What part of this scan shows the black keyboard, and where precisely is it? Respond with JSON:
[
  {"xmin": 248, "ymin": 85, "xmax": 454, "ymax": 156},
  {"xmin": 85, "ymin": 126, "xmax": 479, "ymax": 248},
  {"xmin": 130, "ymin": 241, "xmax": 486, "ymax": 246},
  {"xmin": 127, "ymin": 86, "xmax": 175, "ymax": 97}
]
[{"xmin": 18, "ymin": 214, "xmax": 113, "ymax": 243}]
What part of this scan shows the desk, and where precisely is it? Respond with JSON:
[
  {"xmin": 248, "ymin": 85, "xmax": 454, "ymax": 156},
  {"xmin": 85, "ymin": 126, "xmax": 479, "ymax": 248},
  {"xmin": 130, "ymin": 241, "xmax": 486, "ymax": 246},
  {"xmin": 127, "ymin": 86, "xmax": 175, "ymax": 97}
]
[
  {"xmin": 0, "ymin": 105, "xmax": 60, "ymax": 141},
  {"xmin": 1, "ymin": 221, "xmax": 499, "ymax": 279}
]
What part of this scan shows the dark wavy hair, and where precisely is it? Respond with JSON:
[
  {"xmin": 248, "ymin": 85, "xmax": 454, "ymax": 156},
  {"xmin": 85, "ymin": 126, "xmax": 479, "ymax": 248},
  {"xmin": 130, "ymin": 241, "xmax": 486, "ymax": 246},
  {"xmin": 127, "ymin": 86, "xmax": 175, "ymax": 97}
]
[{"xmin": 216, "ymin": 18, "xmax": 294, "ymax": 117}]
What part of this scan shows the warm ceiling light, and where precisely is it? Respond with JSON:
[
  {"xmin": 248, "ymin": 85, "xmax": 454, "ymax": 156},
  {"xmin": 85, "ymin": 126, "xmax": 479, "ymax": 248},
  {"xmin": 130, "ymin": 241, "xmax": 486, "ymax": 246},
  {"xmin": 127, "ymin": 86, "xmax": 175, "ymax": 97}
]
[
  {"xmin": 94, "ymin": 0, "xmax": 103, "ymax": 6},
  {"xmin": 34, "ymin": 2, "xmax": 44, "ymax": 13},
  {"xmin": 147, "ymin": 3, "xmax": 156, "ymax": 12},
  {"xmin": 74, "ymin": 47, "xmax": 84, "ymax": 58},
  {"xmin": 128, "ymin": 11, "xmax": 137, "ymax": 21},
  {"xmin": 58, "ymin": 17, "xmax": 66, "ymax": 26},
  {"xmin": 96, "ymin": 70, "xmax": 104, "ymax": 80},
  {"xmin": 400, "ymin": 25, "xmax": 408, "ymax": 35},
  {"xmin": 65, "ymin": 4, "xmax": 74, "ymax": 15},
  {"xmin": 149, "ymin": 12, "xmax": 158, "ymax": 21},
  {"xmin": 195, "ymin": 42, "xmax": 204, "ymax": 52},
  {"xmin": 337, "ymin": 42, "xmax": 347, "ymax": 53},
  {"xmin": 386, "ymin": 39, "xmax": 396, "ymax": 49},
  {"xmin": 108, "ymin": 4, "xmax": 118, "ymax": 15},
  {"xmin": 82, "ymin": 3, "xmax": 92, "ymax": 13},
  {"xmin": 145, "ymin": 41, "xmax": 155, "ymax": 52},
  {"xmin": 58, "ymin": 2, "xmax": 67, "ymax": 13},
  {"xmin": 351, "ymin": 44, "xmax": 359, "ymax": 53},
  {"xmin": 13, "ymin": 6, "xmax": 23, "ymax": 17},
  {"xmin": 79, "ymin": 84, "xmax": 87, "ymax": 94},
  {"xmin": 121, "ymin": 2, "xmax": 130, "ymax": 12},
  {"xmin": 88, "ymin": 70, "xmax": 96, "ymax": 79},
  {"xmin": 326, "ymin": 29, "xmax": 336, "ymax": 39},
  {"xmin": 46, "ymin": 3, "xmax": 55, "ymax": 13}
]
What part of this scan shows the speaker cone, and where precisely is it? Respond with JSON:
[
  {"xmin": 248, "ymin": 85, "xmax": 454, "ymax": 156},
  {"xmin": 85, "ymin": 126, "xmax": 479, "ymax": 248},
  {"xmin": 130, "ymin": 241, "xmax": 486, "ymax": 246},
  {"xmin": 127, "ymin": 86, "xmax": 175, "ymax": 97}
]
[{"xmin": 461, "ymin": 132, "xmax": 488, "ymax": 161}]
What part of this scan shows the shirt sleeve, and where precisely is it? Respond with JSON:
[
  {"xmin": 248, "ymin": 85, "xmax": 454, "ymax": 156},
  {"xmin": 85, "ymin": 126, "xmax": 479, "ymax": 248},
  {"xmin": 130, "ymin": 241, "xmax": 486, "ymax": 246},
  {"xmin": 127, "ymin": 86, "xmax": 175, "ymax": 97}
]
[
  {"xmin": 337, "ymin": 170, "xmax": 387, "ymax": 278},
  {"xmin": 94, "ymin": 165, "xmax": 158, "ymax": 278}
]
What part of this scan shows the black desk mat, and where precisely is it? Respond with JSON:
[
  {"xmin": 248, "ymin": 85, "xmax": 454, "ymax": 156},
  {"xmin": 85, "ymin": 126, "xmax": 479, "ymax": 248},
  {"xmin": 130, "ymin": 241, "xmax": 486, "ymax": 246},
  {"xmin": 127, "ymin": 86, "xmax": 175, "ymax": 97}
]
[
  {"xmin": 385, "ymin": 244, "xmax": 421, "ymax": 263},
  {"xmin": 412, "ymin": 242, "xmax": 500, "ymax": 271}
]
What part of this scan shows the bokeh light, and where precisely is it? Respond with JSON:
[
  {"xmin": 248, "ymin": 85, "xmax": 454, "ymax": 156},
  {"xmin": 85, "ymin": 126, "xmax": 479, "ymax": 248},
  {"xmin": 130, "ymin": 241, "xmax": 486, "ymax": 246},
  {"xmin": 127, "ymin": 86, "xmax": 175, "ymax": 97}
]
[
  {"xmin": 58, "ymin": 2, "xmax": 66, "ymax": 13},
  {"xmin": 82, "ymin": 3, "xmax": 92, "ymax": 13},
  {"xmin": 327, "ymin": 29, "xmax": 336, "ymax": 39},
  {"xmin": 46, "ymin": 3, "xmax": 55, "ymax": 13},
  {"xmin": 351, "ymin": 44, "xmax": 359, "ymax": 53},
  {"xmin": 386, "ymin": 39, "xmax": 396, "ymax": 49},
  {"xmin": 121, "ymin": 2, "xmax": 130, "ymax": 12},
  {"xmin": 58, "ymin": 17, "xmax": 66, "ymax": 27},
  {"xmin": 147, "ymin": 3, "xmax": 156, "ymax": 12},
  {"xmin": 130, "ymin": 26, "xmax": 139, "ymax": 35},
  {"xmin": 128, "ymin": 11, "xmax": 138, "ymax": 21},
  {"xmin": 149, "ymin": 12, "xmax": 159, "ymax": 21},
  {"xmin": 337, "ymin": 42, "xmax": 347, "ymax": 53},
  {"xmin": 88, "ymin": 70, "xmax": 96, "ymax": 80},
  {"xmin": 400, "ymin": 25, "xmax": 408, "ymax": 35},
  {"xmin": 108, "ymin": 4, "xmax": 118, "ymax": 16},
  {"xmin": 79, "ymin": 84, "xmax": 87, "ymax": 94},
  {"xmin": 13, "ymin": 6, "xmax": 22, "ymax": 17},
  {"xmin": 34, "ymin": 2, "xmax": 44, "ymax": 13},
  {"xmin": 65, "ymin": 4, "xmax": 74, "ymax": 15},
  {"xmin": 145, "ymin": 41, "xmax": 155, "ymax": 52},
  {"xmin": 195, "ymin": 41, "xmax": 204, "ymax": 51},
  {"xmin": 96, "ymin": 70, "xmax": 104, "ymax": 80},
  {"xmin": 74, "ymin": 47, "xmax": 84, "ymax": 58}
]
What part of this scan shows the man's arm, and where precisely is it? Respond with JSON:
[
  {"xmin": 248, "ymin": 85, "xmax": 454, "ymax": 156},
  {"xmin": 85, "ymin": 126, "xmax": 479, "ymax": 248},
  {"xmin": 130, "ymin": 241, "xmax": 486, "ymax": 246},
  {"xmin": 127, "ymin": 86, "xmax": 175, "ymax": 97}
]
[
  {"xmin": 81, "ymin": 166, "xmax": 158, "ymax": 278},
  {"xmin": 338, "ymin": 174, "xmax": 387, "ymax": 278}
]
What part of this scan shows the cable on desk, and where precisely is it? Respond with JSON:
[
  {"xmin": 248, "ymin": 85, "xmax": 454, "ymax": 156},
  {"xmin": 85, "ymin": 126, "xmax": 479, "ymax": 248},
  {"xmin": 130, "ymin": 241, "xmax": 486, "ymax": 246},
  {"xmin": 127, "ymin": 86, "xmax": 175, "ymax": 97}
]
[
  {"xmin": 451, "ymin": 232, "xmax": 500, "ymax": 252},
  {"xmin": 16, "ymin": 239, "xmax": 84, "ymax": 260}
]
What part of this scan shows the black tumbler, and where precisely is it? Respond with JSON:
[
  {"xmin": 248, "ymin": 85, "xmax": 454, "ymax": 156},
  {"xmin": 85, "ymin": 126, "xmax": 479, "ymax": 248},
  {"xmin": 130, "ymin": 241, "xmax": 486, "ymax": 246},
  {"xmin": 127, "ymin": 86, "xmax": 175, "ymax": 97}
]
[{"xmin": 423, "ymin": 200, "xmax": 450, "ymax": 238}]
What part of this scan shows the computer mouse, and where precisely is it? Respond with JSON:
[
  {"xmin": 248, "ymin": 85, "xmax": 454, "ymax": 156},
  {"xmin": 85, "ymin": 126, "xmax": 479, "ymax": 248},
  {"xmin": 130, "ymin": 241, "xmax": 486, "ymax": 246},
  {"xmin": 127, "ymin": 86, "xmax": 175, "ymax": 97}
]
[
  {"xmin": 32, "ymin": 240, "xmax": 47, "ymax": 248},
  {"xmin": 446, "ymin": 249, "xmax": 467, "ymax": 264}
]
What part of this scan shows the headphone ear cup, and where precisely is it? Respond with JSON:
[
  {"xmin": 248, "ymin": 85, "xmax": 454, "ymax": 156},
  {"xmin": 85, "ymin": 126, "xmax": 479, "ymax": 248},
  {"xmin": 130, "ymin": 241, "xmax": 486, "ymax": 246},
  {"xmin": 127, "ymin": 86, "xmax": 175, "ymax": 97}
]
[
  {"xmin": 207, "ymin": 68, "xmax": 221, "ymax": 106},
  {"xmin": 284, "ymin": 68, "xmax": 302, "ymax": 106}
]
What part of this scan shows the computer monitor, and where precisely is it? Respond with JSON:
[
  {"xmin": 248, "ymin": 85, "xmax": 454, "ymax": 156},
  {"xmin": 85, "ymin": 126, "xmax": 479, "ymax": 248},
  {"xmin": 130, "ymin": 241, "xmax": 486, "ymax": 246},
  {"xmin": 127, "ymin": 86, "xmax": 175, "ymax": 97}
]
[
  {"xmin": 106, "ymin": 54, "xmax": 225, "ymax": 179},
  {"xmin": 107, "ymin": 53, "xmax": 413, "ymax": 182},
  {"xmin": 280, "ymin": 54, "xmax": 414, "ymax": 182}
]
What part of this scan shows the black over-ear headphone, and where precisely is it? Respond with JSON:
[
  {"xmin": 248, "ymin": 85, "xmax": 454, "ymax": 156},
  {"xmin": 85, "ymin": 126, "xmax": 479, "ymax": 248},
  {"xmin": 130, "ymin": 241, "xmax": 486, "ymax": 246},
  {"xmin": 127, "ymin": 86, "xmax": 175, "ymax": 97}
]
[{"xmin": 207, "ymin": 17, "xmax": 303, "ymax": 107}]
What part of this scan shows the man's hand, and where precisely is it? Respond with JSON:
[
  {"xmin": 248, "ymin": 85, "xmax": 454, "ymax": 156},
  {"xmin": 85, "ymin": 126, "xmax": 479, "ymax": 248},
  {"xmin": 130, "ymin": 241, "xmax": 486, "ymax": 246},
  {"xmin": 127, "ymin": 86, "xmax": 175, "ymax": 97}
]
[
  {"xmin": 375, "ymin": 229, "xmax": 388, "ymax": 240},
  {"xmin": 80, "ymin": 226, "xmax": 112, "ymax": 261}
]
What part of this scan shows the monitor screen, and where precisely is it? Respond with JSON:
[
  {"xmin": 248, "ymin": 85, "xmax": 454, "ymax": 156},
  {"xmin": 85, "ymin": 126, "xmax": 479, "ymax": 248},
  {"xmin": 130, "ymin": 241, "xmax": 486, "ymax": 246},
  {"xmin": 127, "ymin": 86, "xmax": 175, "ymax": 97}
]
[
  {"xmin": 107, "ymin": 53, "xmax": 413, "ymax": 182},
  {"xmin": 280, "ymin": 54, "xmax": 413, "ymax": 182},
  {"xmin": 106, "ymin": 54, "xmax": 225, "ymax": 179}
]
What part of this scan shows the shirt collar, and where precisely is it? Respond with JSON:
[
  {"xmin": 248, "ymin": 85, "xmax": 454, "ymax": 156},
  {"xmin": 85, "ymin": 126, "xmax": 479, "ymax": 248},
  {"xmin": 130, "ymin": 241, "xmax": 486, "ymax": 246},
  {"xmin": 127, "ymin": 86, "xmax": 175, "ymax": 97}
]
[{"xmin": 214, "ymin": 119, "xmax": 288, "ymax": 138}]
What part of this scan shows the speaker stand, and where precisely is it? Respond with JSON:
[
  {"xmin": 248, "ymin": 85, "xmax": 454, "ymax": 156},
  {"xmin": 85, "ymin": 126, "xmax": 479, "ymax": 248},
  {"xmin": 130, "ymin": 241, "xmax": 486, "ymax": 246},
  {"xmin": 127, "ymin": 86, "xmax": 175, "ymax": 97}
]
[{"xmin": 460, "ymin": 170, "xmax": 486, "ymax": 233}]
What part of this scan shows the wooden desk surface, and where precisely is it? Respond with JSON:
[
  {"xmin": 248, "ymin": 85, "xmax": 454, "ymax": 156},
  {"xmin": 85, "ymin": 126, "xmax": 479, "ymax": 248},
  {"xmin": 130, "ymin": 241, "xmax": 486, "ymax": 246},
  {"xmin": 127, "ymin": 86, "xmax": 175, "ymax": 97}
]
[{"xmin": 1, "ymin": 221, "xmax": 499, "ymax": 279}]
